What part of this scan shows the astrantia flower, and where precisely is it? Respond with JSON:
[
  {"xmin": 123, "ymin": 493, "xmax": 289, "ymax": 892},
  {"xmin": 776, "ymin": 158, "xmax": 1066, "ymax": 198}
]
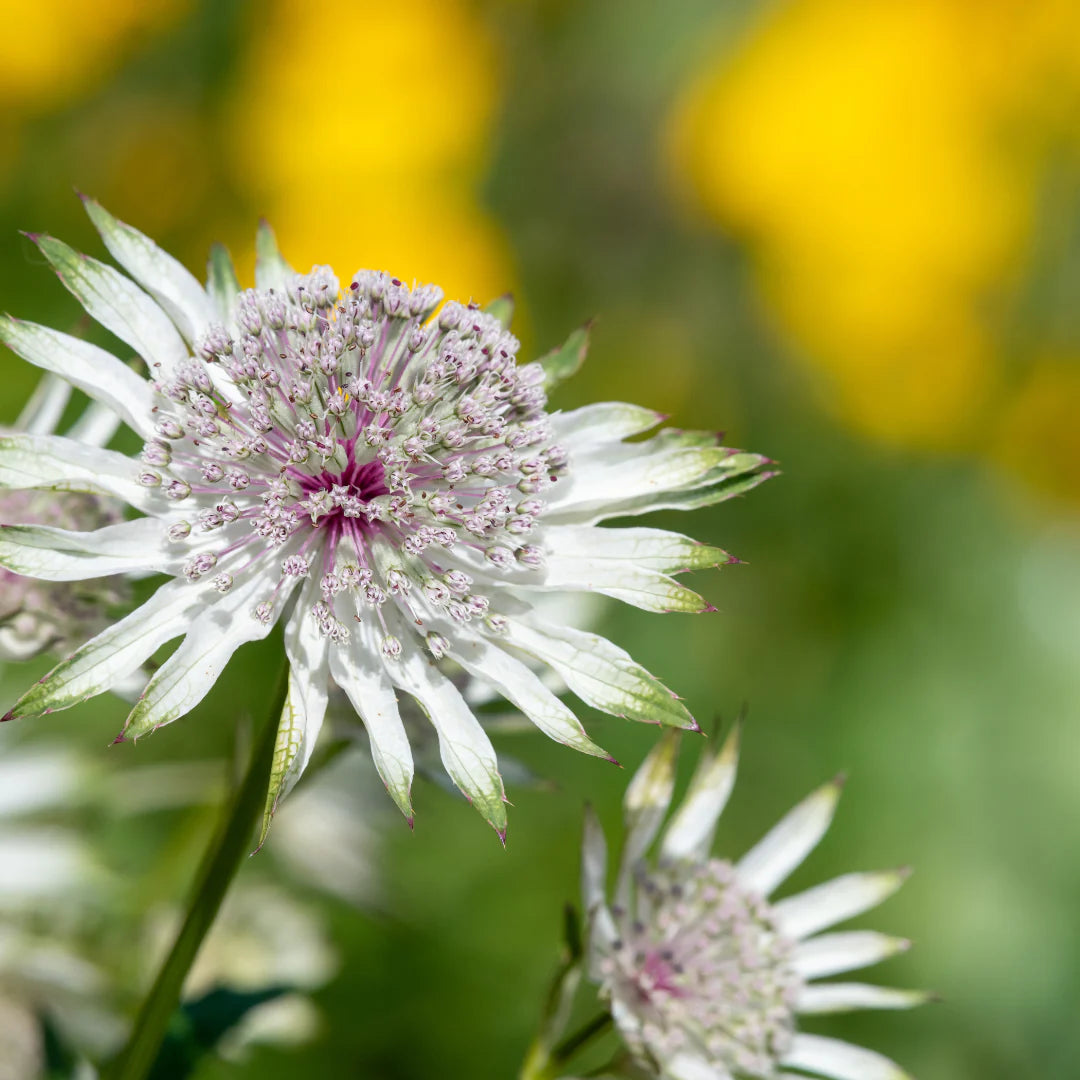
[
  {"xmin": 582, "ymin": 729, "xmax": 929, "ymax": 1080},
  {"xmin": 0, "ymin": 375, "xmax": 129, "ymax": 662},
  {"xmin": 0, "ymin": 198, "xmax": 770, "ymax": 836}
]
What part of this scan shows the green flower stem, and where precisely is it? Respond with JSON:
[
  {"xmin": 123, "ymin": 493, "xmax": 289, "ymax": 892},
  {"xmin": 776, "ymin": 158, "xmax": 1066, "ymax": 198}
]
[
  {"xmin": 105, "ymin": 661, "xmax": 288, "ymax": 1080},
  {"xmin": 520, "ymin": 1012, "xmax": 614, "ymax": 1080}
]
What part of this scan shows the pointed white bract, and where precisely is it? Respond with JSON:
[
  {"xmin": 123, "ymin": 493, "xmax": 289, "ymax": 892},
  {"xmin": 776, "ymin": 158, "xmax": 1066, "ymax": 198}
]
[
  {"xmin": 0, "ymin": 199, "xmax": 771, "ymax": 837},
  {"xmin": 0, "ymin": 377, "xmax": 129, "ymax": 663},
  {"xmin": 581, "ymin": 729, "xmax": 924, "ymax": 1079}
]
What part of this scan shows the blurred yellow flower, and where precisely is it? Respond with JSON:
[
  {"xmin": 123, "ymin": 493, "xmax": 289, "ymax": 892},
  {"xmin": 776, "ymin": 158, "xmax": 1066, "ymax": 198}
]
[
  {"xmin": 669, "ymin": 0, "xmax": 1080, "ymax": 450},
  {"xmin": 0, "ymin": 0, "xmax": 187, "ymax": 112},
  {"xmin": 226, "ymin": 0, "xmax": 511, "ymax": 304}
]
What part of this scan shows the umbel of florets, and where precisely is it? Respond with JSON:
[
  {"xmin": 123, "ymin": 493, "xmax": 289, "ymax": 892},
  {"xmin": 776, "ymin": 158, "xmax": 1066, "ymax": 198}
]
[
  {"xmin": 582, "ymin": 729, "xmax": 930, "ymax": 1080},
  {"xmin": 601, "ymin": 858, "xmax": 801, "ymax": 1077},
  {"xmin": 0, "ymin": 198, "xmax": 772, "ymax": 840},
  {"xmin": 155, "ymin": 265, "xmax": 559, "ymax": 649}
]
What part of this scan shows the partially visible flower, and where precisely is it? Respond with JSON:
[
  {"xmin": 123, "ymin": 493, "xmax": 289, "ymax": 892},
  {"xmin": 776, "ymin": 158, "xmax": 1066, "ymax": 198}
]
[
  {"xmin": 0, "ymin": 740, "xmax": 120, "ymax": 1070},
  {"xmin": 0, "ymin": 730, "xmax": 348, "ymax": 1072},
  {"xmin": 161, "ymin": 882, "xmax": 337, "ymax": 996},
  {"xmin": 582, "ymin": 728, "xmax": 928, "ymax": 1080},
  {"xmin": 0, "ymin": 200, "xmax": 770, "ymax": 839},
  {"xmin": 0, "ymin": 377, "xmax": 129, "ymax": 662},
  {"xmin": 143, "ymin": 882, "xmax": 337, "ymax": 1059}
]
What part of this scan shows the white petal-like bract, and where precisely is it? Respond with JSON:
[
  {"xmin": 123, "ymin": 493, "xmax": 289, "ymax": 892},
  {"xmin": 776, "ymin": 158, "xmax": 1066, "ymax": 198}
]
[{"xmin": 782, "ymin": 1033, "xmax": 912, "ymax": 1080}]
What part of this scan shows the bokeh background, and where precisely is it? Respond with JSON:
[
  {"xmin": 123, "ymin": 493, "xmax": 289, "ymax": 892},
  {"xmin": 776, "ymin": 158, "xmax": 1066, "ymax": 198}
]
[{"xmin": 1, "ymin": 0, "xmax": 1079, "ymax": 1077}]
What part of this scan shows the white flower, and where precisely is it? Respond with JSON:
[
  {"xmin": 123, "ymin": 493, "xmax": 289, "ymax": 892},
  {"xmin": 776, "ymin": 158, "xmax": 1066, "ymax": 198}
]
[
  {"xmin": 149, "ymin": 883, "xmax": 338, "ymax": 995},
  {"xmin": 583, "ymin": 728, "xmax": 929, "ymax": 1080},
  {"xmin": 0, "ymin": 737, "xmax": 120, "ymax": 1067},
  {"xmin": 0, "ymin": 376, "xmax": 129, "ymax": 662},
  {"xmin": 0, "ymin": 727, "xmax": 347, "ymax": 1069},
  {"xmin": 0, "ymin": 198, "xmax": 770, "ymax": 837}
]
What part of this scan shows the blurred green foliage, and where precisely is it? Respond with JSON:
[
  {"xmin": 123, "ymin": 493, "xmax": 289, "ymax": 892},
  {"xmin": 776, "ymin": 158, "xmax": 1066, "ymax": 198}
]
[{"xmin": 1, "ymin": 1, "xmax": 1079, "ymax": 1078}]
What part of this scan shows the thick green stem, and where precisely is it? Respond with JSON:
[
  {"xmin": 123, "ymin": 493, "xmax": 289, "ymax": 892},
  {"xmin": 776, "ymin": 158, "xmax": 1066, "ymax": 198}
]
[{"xmin": 105, "ymin": 662, "xmax": 288, "ymax": 1080}]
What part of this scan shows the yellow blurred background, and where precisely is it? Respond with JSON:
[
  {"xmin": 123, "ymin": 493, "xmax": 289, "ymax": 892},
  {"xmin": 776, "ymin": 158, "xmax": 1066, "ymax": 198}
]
[{"xmin": 670, "ymin": 0, "xmax": 1080, "ymax": 493}]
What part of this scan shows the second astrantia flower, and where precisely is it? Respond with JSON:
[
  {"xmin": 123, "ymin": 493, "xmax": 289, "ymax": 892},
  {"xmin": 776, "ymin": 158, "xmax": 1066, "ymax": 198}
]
[
  {"xmin": 582, "ymin": 729, "xmax": 928, "ymax": 1080},
  {"xmin": 0, "ymin": 199, "xmax": 771, "ymax": 836}
]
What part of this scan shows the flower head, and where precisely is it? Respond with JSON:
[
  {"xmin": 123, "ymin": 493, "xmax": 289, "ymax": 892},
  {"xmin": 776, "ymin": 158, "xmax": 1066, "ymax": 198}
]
[
  {"xmin": 0, "ymin": 376, "xmax": 129, "ymax": 662},
  {"xmin": 0, "ymin": 198, "xmax": 771, "ymax": 837},
  {"xmin": 583, "ymin": 728, "xmax": 928, "ymax": 1079}
]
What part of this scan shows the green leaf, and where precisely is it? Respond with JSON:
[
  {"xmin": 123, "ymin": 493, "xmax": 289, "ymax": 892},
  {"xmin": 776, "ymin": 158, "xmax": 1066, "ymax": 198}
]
[
  {"xmin": 539, "ymin": 323, "xmax": 591, "ymax": 391},
  {"xmin": 147, "ymin": 986, "xmax": 290, "ymax": 1080}
]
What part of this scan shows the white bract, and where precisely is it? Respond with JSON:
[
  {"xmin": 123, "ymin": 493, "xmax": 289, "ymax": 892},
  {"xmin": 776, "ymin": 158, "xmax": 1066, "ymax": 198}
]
[
  {"xmin": 583, "ymin": 728, "xmax": 928, "ymax": 1080},
  {"xmin": 0, "ymin": 198, "xmax": 770, "ymax": 837},
  {"xmin": 0, "ymin": 376, "xmax": 129, "ymax": 662}
]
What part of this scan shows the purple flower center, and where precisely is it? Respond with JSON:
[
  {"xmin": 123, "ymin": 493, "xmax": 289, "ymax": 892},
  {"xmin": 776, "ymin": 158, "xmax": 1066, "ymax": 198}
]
[{"xmin": 299, "ymin": 459, "xmax": 389, "ymax": 504}]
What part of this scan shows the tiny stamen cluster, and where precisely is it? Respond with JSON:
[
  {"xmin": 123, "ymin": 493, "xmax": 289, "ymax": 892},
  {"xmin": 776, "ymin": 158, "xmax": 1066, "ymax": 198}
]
[{"xmin": 602, "ymin": 859, "xmax": 801, "ymax": 1078}]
